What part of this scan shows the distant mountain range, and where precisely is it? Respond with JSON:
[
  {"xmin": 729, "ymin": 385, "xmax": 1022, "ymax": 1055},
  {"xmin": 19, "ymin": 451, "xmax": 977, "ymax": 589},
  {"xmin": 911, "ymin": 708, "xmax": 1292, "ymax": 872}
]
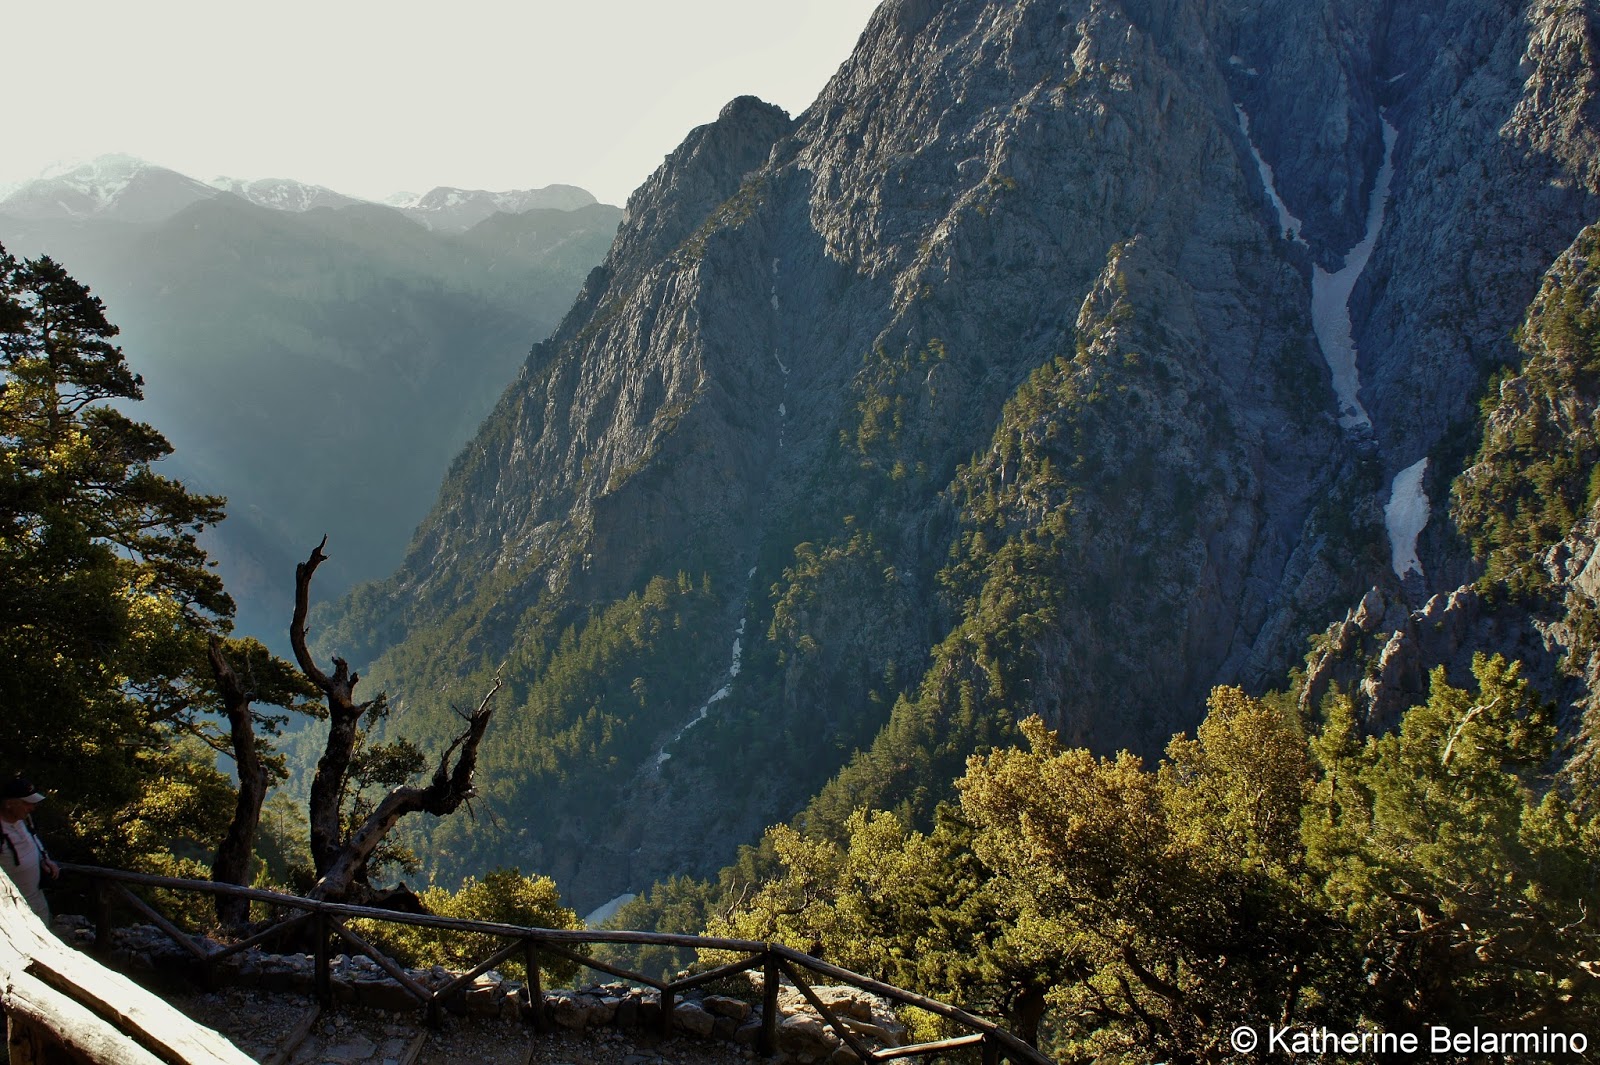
[
  {"xmin": 2, "ymin": 153, "xmax": 599, "ymax": 232},
  {"xmin": 0, "ymin": 155, "xmax": 622, "ymax": 647}
]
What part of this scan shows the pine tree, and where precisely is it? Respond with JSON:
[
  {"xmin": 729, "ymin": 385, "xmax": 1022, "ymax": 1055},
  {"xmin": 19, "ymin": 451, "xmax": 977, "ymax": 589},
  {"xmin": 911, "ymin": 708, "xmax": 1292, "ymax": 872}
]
[{"xmin": 0, "ymin": 243, "xmax": 234, "ymax": 857}]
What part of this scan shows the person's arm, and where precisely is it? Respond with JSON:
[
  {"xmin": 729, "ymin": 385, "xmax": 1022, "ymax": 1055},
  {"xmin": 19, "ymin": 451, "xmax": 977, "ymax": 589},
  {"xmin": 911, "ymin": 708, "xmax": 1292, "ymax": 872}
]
[{"xmin": 28, "ymin": 821, "xmax": 58, "ymax": 879}]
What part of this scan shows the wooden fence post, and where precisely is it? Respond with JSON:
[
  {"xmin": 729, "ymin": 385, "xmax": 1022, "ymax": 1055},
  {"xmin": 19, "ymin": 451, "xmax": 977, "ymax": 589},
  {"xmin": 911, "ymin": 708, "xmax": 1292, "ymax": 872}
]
[
  {"xmin": 760, "ymin": 951, "xmax": 780, "ymax": 1056},
  {"xmin": 92, "ymin": 883, "xmax": 112, "ymax": 955},
  {"xmin": 313, "ymin": 911, "xmax": 332, "ymax": 1008},
  {"xmin": 983, "ymin": 1033, "xmax": 1001, "ymax": 1065},
  {"xmin": 523, "ymin": 941, "xmax": 548, "ymax": 1033},
  {"xmin": 659, "ymin": 983, "xmax": 676, "ymax": 1038}
]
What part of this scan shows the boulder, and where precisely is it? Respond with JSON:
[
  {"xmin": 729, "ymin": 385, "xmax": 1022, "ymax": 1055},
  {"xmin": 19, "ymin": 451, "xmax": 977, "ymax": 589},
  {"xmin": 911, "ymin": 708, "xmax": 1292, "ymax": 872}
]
[
  {"xmin": 674, "ymin": 1000, "xmax": 717, "ymax": 1037},
  {"xmin": 705, "ymin": 994, "xmax": 752, "ymax": 1021}
]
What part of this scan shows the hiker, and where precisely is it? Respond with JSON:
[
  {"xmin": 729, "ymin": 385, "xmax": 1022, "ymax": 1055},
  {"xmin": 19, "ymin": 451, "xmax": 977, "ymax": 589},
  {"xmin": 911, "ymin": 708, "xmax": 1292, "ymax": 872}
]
[{"xmin": 1, "ymin": 776, "xmax": 59, "ymax": 920}]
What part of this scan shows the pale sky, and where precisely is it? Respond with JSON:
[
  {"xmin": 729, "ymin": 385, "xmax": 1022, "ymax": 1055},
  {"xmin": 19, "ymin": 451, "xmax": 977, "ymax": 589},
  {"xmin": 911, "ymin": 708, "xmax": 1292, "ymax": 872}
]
[{"xmin": 1, "ymin": 0, "xmax": 878, "ymax": 207}]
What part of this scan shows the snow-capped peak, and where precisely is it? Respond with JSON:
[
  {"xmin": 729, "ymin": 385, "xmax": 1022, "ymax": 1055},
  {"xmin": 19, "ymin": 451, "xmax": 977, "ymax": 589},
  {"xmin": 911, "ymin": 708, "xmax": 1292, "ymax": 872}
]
[
  {"xmin": 0, "ymin": 154, "xmax": 217, "ymax": 224},
  {"xmin": 207, "ymin": 176, "xmax": 363, "ymax": 213}
]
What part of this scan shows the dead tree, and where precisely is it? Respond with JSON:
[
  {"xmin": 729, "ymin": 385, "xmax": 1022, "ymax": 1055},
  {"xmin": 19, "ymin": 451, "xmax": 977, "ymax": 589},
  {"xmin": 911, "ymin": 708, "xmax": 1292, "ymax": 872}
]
[{"xmin": 291, "ymin": 537, "xmax": 502, "ymax": 903}]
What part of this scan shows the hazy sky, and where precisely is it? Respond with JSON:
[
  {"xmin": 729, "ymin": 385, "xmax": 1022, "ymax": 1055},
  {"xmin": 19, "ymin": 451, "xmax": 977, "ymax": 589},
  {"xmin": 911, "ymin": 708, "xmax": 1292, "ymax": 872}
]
[{"xmin": 2, "ymin": 0, "xmax": 878, "ymax": 207}]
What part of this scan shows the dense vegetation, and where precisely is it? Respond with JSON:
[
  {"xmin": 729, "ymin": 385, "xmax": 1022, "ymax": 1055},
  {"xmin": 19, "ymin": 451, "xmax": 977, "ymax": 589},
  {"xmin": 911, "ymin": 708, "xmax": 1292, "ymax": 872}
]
[
  {"xmin": 369, "ymin": 572, "xmax": 729, "ymax": 884},
  {"xmin": 1453, "ymin": 224, "xmax": 1600, "ymax": 600},
  {"xmin": 704, "ymin": 659, "xmax": 1599, "ymax": 1060}
]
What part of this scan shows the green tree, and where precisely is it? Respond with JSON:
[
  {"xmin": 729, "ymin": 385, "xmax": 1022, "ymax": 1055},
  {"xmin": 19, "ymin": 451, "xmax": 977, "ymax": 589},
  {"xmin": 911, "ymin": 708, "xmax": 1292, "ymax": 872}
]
[
  {"xmin": 955, "ymin": 694, "xmax": 1344, "ymax": 1064},
  {"xmin": 708, "ymin": 807, "xmax": 1077, "ymax": 1046},
  {"xmin": 0, "ymin": 244, "xmax": 236, "ymax": 862},
  {"xmin": 1304, "ymin": 655, "xmax": 1600, "ymax": 1028},
  {"xmin": 364, "ymin": 868, "xmax": 581, "ymax": 984}
]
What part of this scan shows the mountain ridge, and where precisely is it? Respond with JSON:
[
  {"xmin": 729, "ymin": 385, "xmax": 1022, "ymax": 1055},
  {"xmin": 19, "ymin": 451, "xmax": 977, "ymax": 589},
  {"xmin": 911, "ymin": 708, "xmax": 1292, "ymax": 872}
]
[
  {"xmin": 0, "ymin": 170, "xmax": 623, "ymax": 643},
  {"xmin": 1, "ymin": 154, "xmax": 606, "ymax": 233}
]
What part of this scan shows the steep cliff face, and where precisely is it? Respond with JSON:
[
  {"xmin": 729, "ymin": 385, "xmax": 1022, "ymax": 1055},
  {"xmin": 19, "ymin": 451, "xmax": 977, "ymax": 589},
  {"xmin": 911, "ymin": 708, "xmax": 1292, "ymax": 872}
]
[
  {"xmin": 326, "ymin": 0, "xmax": 1600, "ymax": 908},
  {"xmin": 1304, "ymin": 222, "xmax": 1600, "ymax": 748}
]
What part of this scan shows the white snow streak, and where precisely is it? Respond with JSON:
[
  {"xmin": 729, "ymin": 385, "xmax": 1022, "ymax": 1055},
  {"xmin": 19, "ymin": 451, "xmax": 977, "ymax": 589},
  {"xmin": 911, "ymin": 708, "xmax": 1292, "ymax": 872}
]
[
  {"xmin": 1309, "ymin": 116, "xmax": 1396, "ymax": 432},
  {"xmin": 771, "ymin": 257, "xmax": 790, "ymax": 445},
  {"xmin": 1385, "ymin": 458, "xmax": 1430, "ymax": 579},
  {"xmin": 1235, "ymin": 106, "xmax": 1307, "ymax": 245},
  {"xmin": 1237, "ymin": 106, "xmax": 1398, "ymax": 433},
  {"xmin": 654, "ymin": 618, "xmax": 747, "ymax": 768}
]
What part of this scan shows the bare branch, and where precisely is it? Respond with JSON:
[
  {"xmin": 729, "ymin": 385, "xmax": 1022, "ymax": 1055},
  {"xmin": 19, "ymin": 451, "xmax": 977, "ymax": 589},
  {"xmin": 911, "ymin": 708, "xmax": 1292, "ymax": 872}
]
[
  {"xmin": 1441, "ymin": 696, "xmax": 1502, "ymax": 768},
  {"xmin": 290, "ymin": 537, "xmax": 333, "ymax": 691},
  {"xmin": 309, "ymin": 677, "xmax": 503, "ymax": 902}
]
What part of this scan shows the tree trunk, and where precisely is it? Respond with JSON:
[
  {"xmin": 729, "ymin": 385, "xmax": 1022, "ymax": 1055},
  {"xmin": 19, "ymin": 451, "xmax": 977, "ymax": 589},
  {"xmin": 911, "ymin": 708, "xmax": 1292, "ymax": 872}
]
[
  {"xmin": 291, "ymin": 538, "xmax": 502, "ymax": 903},
  {"xmin": 207, "ymin": 639, "xmax": 266, "ymax": 928},
  {"xmin": 290, "ymin": 538, "xmax": 374, "ymax": 877},
  {"xmin": 307, "ymin": 678, "xmax": 501, "ymax": 901},
  {"xmin": 1008, "ymin": 987, "xmax": 1047, "ymax": 1048}
]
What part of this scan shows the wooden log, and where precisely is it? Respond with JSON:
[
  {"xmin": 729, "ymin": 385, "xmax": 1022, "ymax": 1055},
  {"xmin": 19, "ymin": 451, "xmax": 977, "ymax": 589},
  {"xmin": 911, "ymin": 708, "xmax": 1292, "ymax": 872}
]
[
  {"xmin": 313, "ymin": 912, "xmax": 332, "ymax": 1007},
  {"xmin": 114, "ymin": 887, "xmax": 210, "ymax": 963},
  {"xmin": 59, "ymin": 865, "xmax": 315, "ymax": 914},
  {"xmin": 91, "ymin": 884, "xmax": 112, "ymax": 955},
  {"xmin": 399, "ymin": 1030, "xmax": 429, "ymax": 1065},
  {"xmin": 0, "ymin": 874, "xmax": 254, "ymax": 1065},
  {"xmin": 872, "ymin": 1033, "xmax": 987, "ymax": 1061},
  {"xmin": 759, "ymin": 952, "xmax": 780, "ymax": 1057},
  {"xmin": 535, "ymin": 942, "xmax": 663, "ymax": 990},
  {"xmin": 67, "ymin": 864, "xmax": 762, "ymax": 951},
  {"xmin": 523, "ymin": 943, "xmax": 548, "ymax": 1033},
  {"xmin": 260, "ymin": 1004, "xmax": 319, "ymax": 1065},
  {"xmin": 659, "ymin": 984, "xmax": 675, "ymax": 1039},
  {"xmin": 327, "ymin": 920, "xmax": 431, "ymax": 1005},
  {"xmin": 4, "ymin": 969, "xmax": 167, "ymax": 1065},
  {"xmin": 55, "ymin": 863, "xmax": 1050, "ymax": 1065},
  {"xmin": 770, "ymin": 946, "xmax": 1051, "ymax": 1065},
  {"xmin": 207, "ymin": 913, "xmax": 315, "ymax": 964},
  {"xmin": 427, "ymin": 936, "xmax": 526, "ymax": 1003},
  {"xmin": 665, "ymin": 954, "xmax": 765, "ymax": 995}
]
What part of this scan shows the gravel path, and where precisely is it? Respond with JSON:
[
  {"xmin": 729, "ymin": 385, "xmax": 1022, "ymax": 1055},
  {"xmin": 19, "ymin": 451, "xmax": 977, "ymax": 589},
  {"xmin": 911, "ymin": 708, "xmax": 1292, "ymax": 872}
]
[{"xmin": 169, "ymin": 988, "xmax": 759, "ymax": 1065}]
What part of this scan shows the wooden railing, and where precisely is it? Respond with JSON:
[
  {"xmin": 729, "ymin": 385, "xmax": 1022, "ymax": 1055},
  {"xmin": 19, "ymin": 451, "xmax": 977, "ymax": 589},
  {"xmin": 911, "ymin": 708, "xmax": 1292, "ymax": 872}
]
[{"xmin": 59, "ymin": 864, "xmax": 1053, "ymax": 1065}]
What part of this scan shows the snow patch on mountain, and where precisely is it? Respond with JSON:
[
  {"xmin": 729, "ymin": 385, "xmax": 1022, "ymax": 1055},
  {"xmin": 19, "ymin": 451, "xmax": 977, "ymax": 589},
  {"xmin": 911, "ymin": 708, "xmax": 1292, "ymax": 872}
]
[
  {"xmin": 1385, "ymin": 457, "xmax": 1430, "ymax": 580},
  {"xmin": 1310, "ymin": 116, "xmax": 1398, "ymax": 433},
  {"xmin": 1235, "ymin": 106, "xmax": 1307, "ymax": 245}
]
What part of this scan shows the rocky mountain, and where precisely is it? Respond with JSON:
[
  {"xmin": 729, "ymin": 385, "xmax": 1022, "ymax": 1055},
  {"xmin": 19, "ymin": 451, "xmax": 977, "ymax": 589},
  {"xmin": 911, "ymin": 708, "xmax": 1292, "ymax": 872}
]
[
  {"xmin": 1, "ymin": 169, "xmax": 622, "ymax": 644},
  {"xmin": 322, "ymin": 0, "xmax": 1599, "ymax": 911}
]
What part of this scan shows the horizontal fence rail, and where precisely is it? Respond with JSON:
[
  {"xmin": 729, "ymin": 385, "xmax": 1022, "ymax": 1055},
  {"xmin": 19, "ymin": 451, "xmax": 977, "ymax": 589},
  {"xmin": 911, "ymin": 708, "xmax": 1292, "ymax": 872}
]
[{"xmin": 59, "ymin": 864, "xmax": 1052, "ymax": 1065}]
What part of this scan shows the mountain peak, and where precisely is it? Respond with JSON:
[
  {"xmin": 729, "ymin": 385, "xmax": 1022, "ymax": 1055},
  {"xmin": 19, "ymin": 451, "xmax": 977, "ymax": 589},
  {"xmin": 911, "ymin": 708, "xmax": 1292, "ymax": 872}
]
[
  {"xmin": 1, "ymin": 154, "xmax": 216, "ymax": 223},
  {"xmin": 390, "ymin": 184, "xmax": 602, "ymax": 232},
  {"xmin": 206, "ymin": 176, "xmax": 365, "ymax": 213},
  {"xmin": 2, "ymin": 157, "xmax": 606, "ymax": 229}
]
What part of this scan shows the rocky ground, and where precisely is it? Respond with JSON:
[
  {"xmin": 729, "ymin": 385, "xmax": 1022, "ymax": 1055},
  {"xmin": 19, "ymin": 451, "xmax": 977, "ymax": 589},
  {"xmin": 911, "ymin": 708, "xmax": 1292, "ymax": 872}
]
[{"xmin": 168, "ymin": 987, "xmax": 760, "ymax": 1065}]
